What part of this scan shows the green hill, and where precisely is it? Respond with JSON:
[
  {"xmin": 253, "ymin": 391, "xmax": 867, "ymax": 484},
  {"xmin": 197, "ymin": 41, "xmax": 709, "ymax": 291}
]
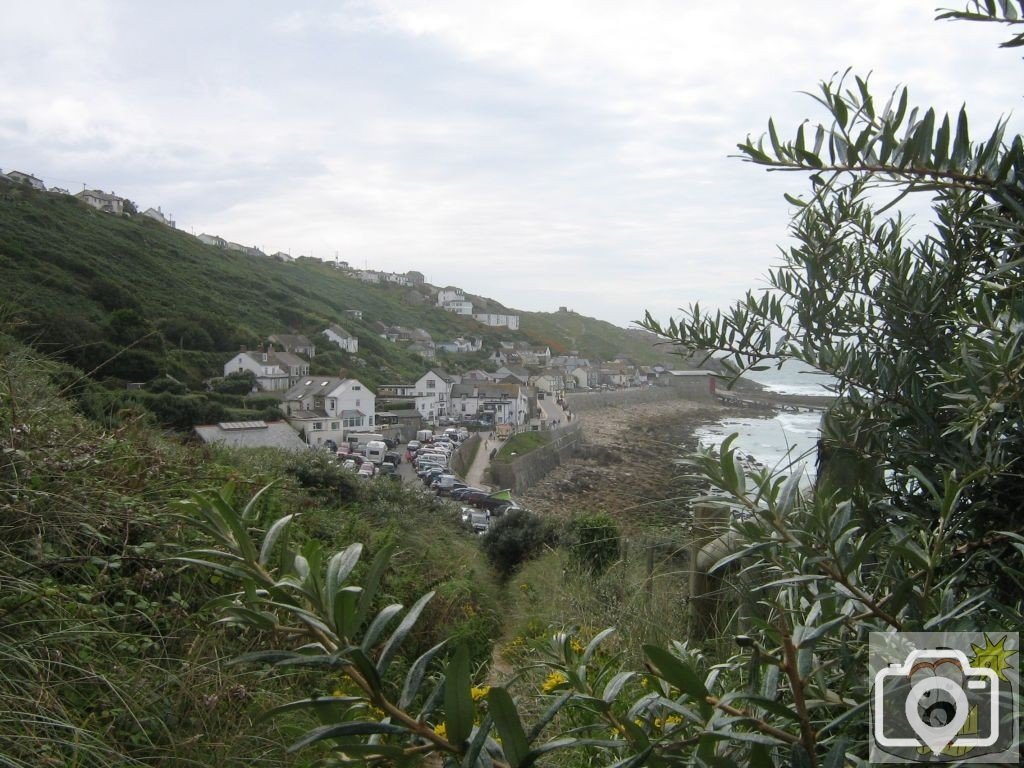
[{"xmin": 1, "ymin": 184, "xmax": 669, "ymax": 426}]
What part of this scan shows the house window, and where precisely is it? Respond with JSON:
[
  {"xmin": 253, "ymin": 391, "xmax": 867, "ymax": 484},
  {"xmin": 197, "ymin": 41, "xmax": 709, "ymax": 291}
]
[
  {"xmin": 331, "ymin": 421, "xmax": 340, "ymax": 431},
  {"xmin": 328, "ymin": 398, "xmax": 336, "ymax": 410},
  {"xmin": 314, "ymin": 397, "xmax": 324, "ymax": 409},
  {"xmin": 461, "ymin": 403, "xmax": 466, "ymax": 412},
  {"xmin": 426, "ymin": 380, "xmax": 435, "ymax": 389},
  {"xmin": 355, "ymin": 399, "xmax": 360, "ymax": 407},
  {"xmin": 353, "ymin": 385, "xmax": 361, "ymax": 391},
  {"xmin": 313, "ymin": 422, "xmax": 323, "ymax": 431}
]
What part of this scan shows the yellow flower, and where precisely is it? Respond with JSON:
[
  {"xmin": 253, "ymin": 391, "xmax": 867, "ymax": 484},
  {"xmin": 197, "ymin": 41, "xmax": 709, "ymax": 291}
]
[
  {"xmin": 570, "ymin": 638, "xmax": 585, "ymax": 654},
  {"xmin": 434, "ymin": 722, "xmax": 447, "ymax": 740},
  {"xmin": 470, "ymin": 685, "xmax": 491, "ymax": 702},
  {"xmin": 541, "ymin": 671, "xmax": 568, "ymax": 694}
]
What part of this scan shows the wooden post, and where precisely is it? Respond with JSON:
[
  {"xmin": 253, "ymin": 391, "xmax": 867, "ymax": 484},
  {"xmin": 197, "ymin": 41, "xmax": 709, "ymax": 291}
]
[{"xmin": 688, "ymin": 502, "xmax": 729, "ymax": 641}]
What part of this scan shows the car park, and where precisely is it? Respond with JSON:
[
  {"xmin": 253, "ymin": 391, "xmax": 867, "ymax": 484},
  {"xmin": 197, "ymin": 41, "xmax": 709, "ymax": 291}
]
[
  {"xmin": 460, "ymin": 489, "xmax": 492, "ymax": 507},
  {"xmin": 460, "ymin": 506, "xmax": 491, "ymax": 534}
]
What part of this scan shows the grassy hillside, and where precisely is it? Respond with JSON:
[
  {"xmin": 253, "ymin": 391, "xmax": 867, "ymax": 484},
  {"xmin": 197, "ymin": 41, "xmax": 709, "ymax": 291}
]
[{"xmin": 0, "ymin": 185, "xmax": 667, "ymax": 401}]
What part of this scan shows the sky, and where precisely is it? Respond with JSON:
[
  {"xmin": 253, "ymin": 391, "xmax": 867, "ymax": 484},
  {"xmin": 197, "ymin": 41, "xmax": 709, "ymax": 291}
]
[{"xmin": 2, "ymin": 1, "xmax": 1021, "ymax": 328}]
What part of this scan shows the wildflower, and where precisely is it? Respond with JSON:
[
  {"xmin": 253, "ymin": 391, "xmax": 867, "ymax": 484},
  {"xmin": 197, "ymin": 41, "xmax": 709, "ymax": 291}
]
[
  {"xmin": 470, "ymin": 685, "xmax": 491, "ymax": 702},
  {"xmin": 433, "ymin": 722, "xmax": 447, "ymax": 740},
  {"xmin": 570, "ymin": 638, "xmax": 585, "ymax": 654},
  {"xmin": 541, "ymin": 671, "xmax": 568, "ymax": 693}
]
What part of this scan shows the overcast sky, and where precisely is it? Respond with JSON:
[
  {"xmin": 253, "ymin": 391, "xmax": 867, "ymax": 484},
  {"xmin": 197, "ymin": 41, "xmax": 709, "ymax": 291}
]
[{"xmin": 2, "ymin": 2, "xmax": 1020, "ymax": 328}]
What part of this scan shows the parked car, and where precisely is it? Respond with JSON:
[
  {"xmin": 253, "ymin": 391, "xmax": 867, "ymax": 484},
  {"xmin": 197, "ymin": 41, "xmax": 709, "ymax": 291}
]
[
  {"xmin": 379, "ymin": 462, "xmax": 399, "ymax": 479},
  {"xmin": 341, "ymin": 459, "xmax": 358, "ymax": 471},
  {"xmin": 460, "ymin": 507, "xmax": 491, "ymax": 534},
  {"xmin": 450, "ymin": 486, "xmax": 485, "ymax": 501},
  {"xmin": 460, "ymin": 489, "xmax": 492, "ymax": 507},
  {"xmin": 358, "ymin": 464, "xmax": 375, "ymax": 478},
  {"xmin": 384, "ymin": 451, "xmax": 402, "ymax": 466}
]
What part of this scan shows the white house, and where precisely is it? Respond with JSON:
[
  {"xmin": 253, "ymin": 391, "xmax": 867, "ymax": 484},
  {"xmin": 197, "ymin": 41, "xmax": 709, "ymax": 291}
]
[
  {"xmin": 197, "ymin": 233, "xmax": 226, "ymax": 247},
  {"xmin": 223, "ymin": 348, "xmax": 309, "ymax": 391},
  {"xmin": 437, "ymin": 288, "xmax": 474, "ymax": 315},
  {"xmin": 142, "ymin": 207, "xmax": 176, "ymax": 227},
  {"xmin": 356, "ymin": 270, "xmax": 381, "ymax": 283},
  {"xmin": 473, "ymin": 312, "xmax": 520, "ymax": 330},
  {"xmin": 6, "ymin": 171, "xmax": 45, "ymax": 190},
  {"xmin": 282, "ymin": 377, "xmax": 375, "ymax": 448},
  {"xmin": 450, "ymin": 382, "xmax": 531, "ymax": 427},
  {"xmin": 77, "ymin": 189, "xmax": 124, "ymax": 214},
  {"xmin": 343, "ymin": 309, "xmax": 363, "ymax": 320},
  {"xmin": 323, "ymin": 324, "xmax": 358, "ymax": 354},
  {"xmin": 409, "ymin": 369, "xmax": 455, "ymax": 423}
]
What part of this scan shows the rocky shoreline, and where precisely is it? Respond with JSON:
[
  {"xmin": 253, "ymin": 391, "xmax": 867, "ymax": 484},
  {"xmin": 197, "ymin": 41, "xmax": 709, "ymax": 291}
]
[{"xmin": 517, "ymin": 398, "xmax": 743, "ymax": 534}]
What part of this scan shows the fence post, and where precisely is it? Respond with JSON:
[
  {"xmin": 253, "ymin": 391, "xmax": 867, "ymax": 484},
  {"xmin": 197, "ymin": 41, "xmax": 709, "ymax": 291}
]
[{"xmin": 688, "ymin": 502, "xmax": 729, "ymax": 641}]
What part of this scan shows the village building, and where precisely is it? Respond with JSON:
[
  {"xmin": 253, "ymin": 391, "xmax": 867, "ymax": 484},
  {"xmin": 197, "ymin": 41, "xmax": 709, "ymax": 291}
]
[
  {"xmin": 223, "ymin": 347, "xmax": 309, "ymax": 391},
  {"xmin": 6, "ymin": 171, "xmax": 45, "ymax": 190},
  {"xmin": 269, "ymin": 334, "xmax": 316, "ymax": 358},
  {"xmin": 197, "ymin": 233, "xmax": 226, "ymax": 247},
  {"xmin": 281, "ymin": 377, "xmax": 375, "ymax": 448},
  {"xmin": 472, "ymin": 312, "xmax": 520, "ymax": 330},
  {"xmin": 450, "ymin": 382, "xmax": 531, "ymax": 427},
  {"xmin": 76, "ymin": 189, "xmax": 124, "ymax": 214},
  {"xmin": 323, "ymin": 324, "xmax": 358, "ymax": 354},
  {"xmin": 142, "ymin": 206, "xmax": 176, "ymax": 227},
  {"xmin": 193, "ymin": 420, "xmax": 308, "ymax": 451}
]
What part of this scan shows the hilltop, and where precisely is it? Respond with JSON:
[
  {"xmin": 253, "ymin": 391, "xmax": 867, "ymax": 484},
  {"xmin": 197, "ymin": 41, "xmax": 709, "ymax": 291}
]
[{"xmin": 1, "ymin": 184, "xmax": 670, "ymax": 400}]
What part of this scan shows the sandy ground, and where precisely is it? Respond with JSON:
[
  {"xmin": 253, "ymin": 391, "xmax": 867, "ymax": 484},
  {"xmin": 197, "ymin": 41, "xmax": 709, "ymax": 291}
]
[{"xmin": 515, "ymin": 398, "xmax": 738, "ymax": 534}]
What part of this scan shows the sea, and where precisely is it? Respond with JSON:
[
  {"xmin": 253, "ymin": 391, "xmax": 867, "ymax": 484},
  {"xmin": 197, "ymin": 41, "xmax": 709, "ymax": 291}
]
[{"xmin": 694, "ymin": 361, "xmax": 836, "ymax": 480}]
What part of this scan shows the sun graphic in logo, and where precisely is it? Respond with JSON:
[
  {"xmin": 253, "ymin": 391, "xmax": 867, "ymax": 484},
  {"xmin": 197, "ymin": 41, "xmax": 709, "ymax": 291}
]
[
  {"xmin": 969, "ymin": 634, "xmax": 1018, "ymax": 682},
  {"xmin": 913, "ymin": 634, "xmax": 1018, "ymax": 759}
]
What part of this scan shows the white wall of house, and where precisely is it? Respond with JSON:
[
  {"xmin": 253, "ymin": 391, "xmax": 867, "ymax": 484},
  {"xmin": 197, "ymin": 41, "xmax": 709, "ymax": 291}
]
[
  {"xmin": 324, "ymin": 327, "xmax": 359, "ymax": 353},
  {"xmin": 283, "ymin": 378, "xmax": 376, "ymax": 446},
  {"xmin": 413, "ymin": 370, "xmax": 452, "ymax": 422},
  {"xmin": 473, "ymin": 313, "xmax": 520, "ymax": 330}
]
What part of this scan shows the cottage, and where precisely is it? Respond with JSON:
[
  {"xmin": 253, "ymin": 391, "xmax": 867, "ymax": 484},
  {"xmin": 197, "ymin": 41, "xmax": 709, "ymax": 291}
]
[
  {"xmin": 197, "ymin": 233, "xmax": 227, "ymax": 247},
  {"xmin": 223, "ymin": 347, "xmax": 309, "ymax": 391},
  {"xmin": 142, "ymin": 207, "xmax": 176, "ymax": 227},
  {"xmin": 76, "ymin": 189, "xmax": 124, "ymax": 214},
  {"xmin": 6, "ymin": 171, "xmax": 45, "ymax": 190},
  {"xmin": 269, "ymin": 334, "xmax": 316, "ymax": 358},
  {"xmin": 323, "ymin": 324, "xmax": 358, "ymax": 354}
]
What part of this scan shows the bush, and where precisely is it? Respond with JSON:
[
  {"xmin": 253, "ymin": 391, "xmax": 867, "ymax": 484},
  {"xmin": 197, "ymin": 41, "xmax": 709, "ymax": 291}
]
[
  {"xmin": 480, "ymin": 509, "xmax": 556, "ymax": 578},
  {"xmin": 564, "ymin": 512, "xmax": 620, "ymax": 575},
  {"xmin": 287, "ymin": 451, "xmax": 360, "ymax": 501},
  {"xmin": 210, "ymin": 370, "xmax": 256, "ymax": 395}
]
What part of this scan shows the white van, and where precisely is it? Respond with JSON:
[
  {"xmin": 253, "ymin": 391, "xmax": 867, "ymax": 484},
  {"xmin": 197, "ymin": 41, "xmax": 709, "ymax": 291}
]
[{"xmin": 365, "ymin": 440, "xmax": 388, "ymax": 465}]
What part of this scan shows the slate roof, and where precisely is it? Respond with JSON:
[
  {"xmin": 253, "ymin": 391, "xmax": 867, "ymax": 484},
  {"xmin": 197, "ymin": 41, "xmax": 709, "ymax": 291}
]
[{"xmin": 194, "ymin": 421, "xmax": 307, "ymax": 451}]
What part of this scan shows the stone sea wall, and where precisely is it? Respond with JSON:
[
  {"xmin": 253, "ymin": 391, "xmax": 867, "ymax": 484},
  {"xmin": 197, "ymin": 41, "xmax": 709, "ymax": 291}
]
[{"xmin": 488, "ymin": 422, "xmax": 583, "ymax": 494}]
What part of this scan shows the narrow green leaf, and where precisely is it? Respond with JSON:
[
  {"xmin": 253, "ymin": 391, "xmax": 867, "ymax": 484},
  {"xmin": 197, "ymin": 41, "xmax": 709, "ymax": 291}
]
[
  {"xmin": 488, "ymin": 688, "xmax": 530, "ymax": 768},
  {"xmin": 355, "ymin": 543, "xmax": 394, "ymax": 631},
  {"xmin": 444, "ymin": 645, "xmax": 474, "ymax": 747},
  {"xmin": 460, "ymin": 716, "xmax": 493, "ymax": 768},
  {"xmin": 602, "ymin": 671, "xmax": 635, "ymax": 703},
  {"xmin": 361, "ymin": 603, "xmax": 403, "ymax": 653},
  {"xmin": 378, "ymin": 591, "xmax": 435, "ymax": 676},
  {"xmin": 286, "ymin": 722, "xmax": 407, "ymax": 753},
  {"xmin": 400, "ymin": 639, "xmax": 449, "ymax": 710},
  {"xmin": 643, "ymin": 645, "xmax": 711, "ymax": 718},
  {"xmin": 822, "ymin": 737, "xmax": 849, "ymax": 768},
  {"xmin": 260, "ymin": 514, "xmax": 295, "ymax": 566}
]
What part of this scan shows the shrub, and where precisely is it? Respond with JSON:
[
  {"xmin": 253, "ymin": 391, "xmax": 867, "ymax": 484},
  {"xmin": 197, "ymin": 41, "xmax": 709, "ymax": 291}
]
[
  {"xmin": 287, "ymin": 451, "xmax": 360, "ymax": 501},
  {"xmin": 480, "ymin": 509, "xmax": 555, "ymax": 578},
  {"xmin": 565, "ymin": 512, "xmax": 620, "ymax": 575}
]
